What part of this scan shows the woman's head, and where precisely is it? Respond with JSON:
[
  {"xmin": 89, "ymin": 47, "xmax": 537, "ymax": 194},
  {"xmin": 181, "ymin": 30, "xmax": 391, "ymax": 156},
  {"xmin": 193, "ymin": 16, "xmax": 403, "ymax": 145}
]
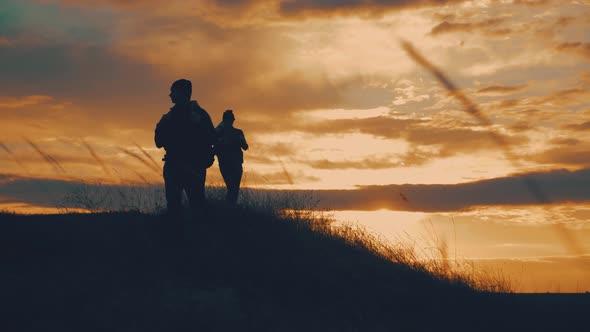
[{"xmin": 223, "ymin": 109, "xmax": 235, "ymax": 125}]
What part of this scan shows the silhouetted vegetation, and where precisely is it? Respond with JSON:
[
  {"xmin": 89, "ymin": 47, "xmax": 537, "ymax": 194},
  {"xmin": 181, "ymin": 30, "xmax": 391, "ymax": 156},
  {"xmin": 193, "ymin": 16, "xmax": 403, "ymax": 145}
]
[{"xmin": 0, "ymin": 197, "xmax": 587, "ymax": 331}]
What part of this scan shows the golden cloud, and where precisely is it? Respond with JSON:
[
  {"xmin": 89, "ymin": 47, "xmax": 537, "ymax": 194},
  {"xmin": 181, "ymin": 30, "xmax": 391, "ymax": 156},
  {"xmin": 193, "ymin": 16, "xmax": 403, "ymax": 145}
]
[
  {"xmin": 476, "ymin": 84, "xmax": 528, "ymax": 95},
  {"xmin": 0, "ymin": 95, "xmax": 55, "ymax": 108},
  {"xmin": 556, "ymin": 42, "xmax": 590, "ymax": 59},
  {"xmin": 430, "ymin": 18, "xmax": 506, "ymax": 36}
]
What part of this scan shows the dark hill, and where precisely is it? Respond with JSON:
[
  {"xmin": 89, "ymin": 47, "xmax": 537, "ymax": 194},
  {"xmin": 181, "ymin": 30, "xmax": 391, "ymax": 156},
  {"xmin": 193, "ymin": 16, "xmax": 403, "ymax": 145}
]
[{"xmin": 0, "ymin": 204, "xmax": 587, "ymax": 331}]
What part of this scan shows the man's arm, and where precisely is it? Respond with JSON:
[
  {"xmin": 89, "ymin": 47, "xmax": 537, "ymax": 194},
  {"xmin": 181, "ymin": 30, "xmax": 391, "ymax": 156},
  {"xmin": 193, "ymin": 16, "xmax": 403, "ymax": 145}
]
[{"xmin": 154, "ymin": 114, "xmax": 170, "ymax": 149}]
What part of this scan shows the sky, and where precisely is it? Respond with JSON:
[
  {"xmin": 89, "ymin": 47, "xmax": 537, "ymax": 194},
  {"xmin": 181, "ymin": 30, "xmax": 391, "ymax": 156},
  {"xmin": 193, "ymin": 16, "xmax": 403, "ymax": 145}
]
[{"xmin": 1, "ymin": 0, "xmax": 590, "ymax": 291}]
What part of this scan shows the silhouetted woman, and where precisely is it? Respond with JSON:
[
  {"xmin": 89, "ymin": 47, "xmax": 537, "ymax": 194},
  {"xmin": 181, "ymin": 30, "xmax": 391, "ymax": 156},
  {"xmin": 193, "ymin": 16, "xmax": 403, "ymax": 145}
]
[{"xmin": 215, "ymin": 110, "xmax": 248, "ymax": 205}]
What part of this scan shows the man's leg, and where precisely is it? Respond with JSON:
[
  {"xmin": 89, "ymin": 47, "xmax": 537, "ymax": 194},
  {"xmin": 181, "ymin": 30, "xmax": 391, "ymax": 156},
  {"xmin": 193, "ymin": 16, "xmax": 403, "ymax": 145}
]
[
  {"xmin": 163, "ymin": 162, "xmax": 186, "ymax": 245},
  {"xmin": 185, "ymin": 167, "xmax": 207, "ymax": 219},
  {"xmin": 163, "ymin": 162, "xmax": 183, "ymax": 218}
]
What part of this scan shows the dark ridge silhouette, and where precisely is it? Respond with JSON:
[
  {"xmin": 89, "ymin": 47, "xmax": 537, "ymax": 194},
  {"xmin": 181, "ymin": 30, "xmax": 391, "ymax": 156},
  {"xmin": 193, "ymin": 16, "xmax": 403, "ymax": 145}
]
[
  {"xmin": 2, "ymin": 167, "xmax": 589, "ymax": 214},
  {"xmin": 0, "ymin": 205, "xmax": 587, "ymax": 332},
  {"xmin": 401, "ymin": 40, "xmax": 584, "ymax": 256}
]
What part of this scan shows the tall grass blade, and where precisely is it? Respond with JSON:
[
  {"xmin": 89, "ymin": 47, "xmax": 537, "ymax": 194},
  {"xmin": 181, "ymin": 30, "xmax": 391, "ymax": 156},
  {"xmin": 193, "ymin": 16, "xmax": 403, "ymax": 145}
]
[
  {"xmin": 133, "ymin": 142, "xmax": 161, "ymax": 172},
  {"xmin": 119, "ymin": 148, "xmax": 161, "ymax": 177},
  {"xmin": 401, "ymin": 40, "xmax": 583, "ymax": 256},
  {"xmin": 23, "ymin": 138, "xmax": 65, "ymax": 174},
  {"xmin": 82, "ymin": 140, "xmax": 112, "ymax": 176}
]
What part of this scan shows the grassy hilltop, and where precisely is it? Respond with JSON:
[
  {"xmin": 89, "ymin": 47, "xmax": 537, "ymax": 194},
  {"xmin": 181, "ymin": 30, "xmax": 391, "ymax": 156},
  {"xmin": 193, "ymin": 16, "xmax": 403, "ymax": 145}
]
[{"xmin": 0, "ymin": 201, "xmax": 588, "ymax": 332}]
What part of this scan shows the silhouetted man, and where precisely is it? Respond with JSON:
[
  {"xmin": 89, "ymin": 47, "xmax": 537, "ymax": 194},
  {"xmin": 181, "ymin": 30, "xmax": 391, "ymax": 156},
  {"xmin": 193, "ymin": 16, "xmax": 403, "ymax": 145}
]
[
  {"xmin": 215, "ymin": 110, "xmax": 248, "ymax": 205},
  {"xmin": 155, "ymin": 79, "xmax": 215, "ymax": 219}
]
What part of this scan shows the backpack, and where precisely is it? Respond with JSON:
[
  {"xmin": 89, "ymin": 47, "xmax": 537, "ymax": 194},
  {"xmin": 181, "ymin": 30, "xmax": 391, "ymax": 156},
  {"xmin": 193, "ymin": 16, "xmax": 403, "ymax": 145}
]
[{"xmin": 189, "ymin": 102, "xmax": 216, "ymax": 169}]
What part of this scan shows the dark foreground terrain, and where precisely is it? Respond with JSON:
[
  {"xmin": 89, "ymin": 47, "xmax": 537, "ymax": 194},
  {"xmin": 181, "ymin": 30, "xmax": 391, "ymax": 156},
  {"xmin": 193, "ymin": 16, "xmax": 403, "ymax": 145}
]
[{"xmin": 0, "ymin": 205, "xmax": 588, "ymax": 332}]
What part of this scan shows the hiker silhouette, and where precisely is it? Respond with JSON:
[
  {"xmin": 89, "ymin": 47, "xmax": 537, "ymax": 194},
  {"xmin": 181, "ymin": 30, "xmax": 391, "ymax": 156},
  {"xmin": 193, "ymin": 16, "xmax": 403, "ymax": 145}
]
[
  {"xmin": 214, "ymin": 110, "xmax": 248, "ymax": 205},
  {"xmin": 154, "ymin": 79, "xmax": 215, "ymax": 219}
]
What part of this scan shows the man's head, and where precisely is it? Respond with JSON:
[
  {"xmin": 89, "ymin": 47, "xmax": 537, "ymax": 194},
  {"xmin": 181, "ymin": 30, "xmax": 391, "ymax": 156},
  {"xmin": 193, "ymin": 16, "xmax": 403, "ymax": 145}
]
[
  {"xmin": 169, "ymin": 79, "xmax": 192, "ymax": 106},
  {"xmin": 223, "ymin": 110, "xmax": 235, "ymax": 126}
]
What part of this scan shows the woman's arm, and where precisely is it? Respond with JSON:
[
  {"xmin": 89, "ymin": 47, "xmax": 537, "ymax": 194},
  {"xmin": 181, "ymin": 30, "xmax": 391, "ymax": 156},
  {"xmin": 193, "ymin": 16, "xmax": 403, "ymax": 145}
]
[{"xmin": 239, "ymin": 130, "xmax": 249, "ymax": 151}]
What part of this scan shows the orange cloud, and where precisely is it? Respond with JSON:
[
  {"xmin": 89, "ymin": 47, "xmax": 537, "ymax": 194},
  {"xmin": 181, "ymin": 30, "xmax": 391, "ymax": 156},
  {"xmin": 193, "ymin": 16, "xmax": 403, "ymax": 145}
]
[
  {"xmin": 479, "ymin": 87, "xmax": 590, "ymax": 113},
  {"xmin": 0, "ymin": 95, "xmax": 55, "ymax": 108},
  {"xmin": 4, "ymin": 167, "xmax": 588, "ymax": 212},
  {"xmin": 533, "ymin": 147, "xmax": 590, "ymax": 168},
  {"xmin": 304, "ymin": 154, "xmax": 409, "ymax": 170},
  {"xmin": 430, "ymin": 18, "xmax": 506, "ymax": 36},
  {"xmin": 512, "ymin": 0, "xmax": 551, "ymax": 6},
  {"xmin": 476, "ymin": 84, "xmax": 528, "ymax": 95},
  {"xmin": 556, "ymin": 42, "xmax": 590, "ymax": 59},
  {"xmin": 0, "ymin": 37, "xmax": 13, "ymax": 46},
  {"xmin": 548, "ymin": 137, "xmax": 582, "ymax": 146},
  {"xmin": 562, "ymin": 121, "xmax": 590, "ymax": 132},
  {"xmin": 3, "ymin": 0, "xmax": 588, "ymax": 196},
  {"xmin": 278, "ymin": 0, "xmax": 467, "ymax": 17}
]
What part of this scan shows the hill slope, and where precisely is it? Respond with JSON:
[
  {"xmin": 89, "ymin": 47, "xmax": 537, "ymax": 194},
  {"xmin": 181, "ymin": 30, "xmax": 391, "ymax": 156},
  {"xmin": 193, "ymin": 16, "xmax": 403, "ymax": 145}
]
[{"xmin": 0, "ymin": 205, "xmax": 588, "ymax": 331}]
